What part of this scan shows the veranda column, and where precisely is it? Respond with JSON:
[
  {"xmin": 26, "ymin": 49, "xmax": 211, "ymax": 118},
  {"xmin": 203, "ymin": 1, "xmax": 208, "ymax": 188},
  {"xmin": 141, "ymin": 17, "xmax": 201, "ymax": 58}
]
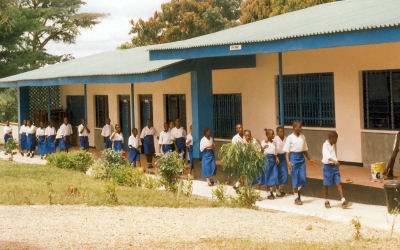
[
  {"xmin": 278, "ymin": 52, "xmax": 284, "ymax": 127},
  {"xmin": 131, "ymin": 83, "xmax": 135, "ymax": 128}
]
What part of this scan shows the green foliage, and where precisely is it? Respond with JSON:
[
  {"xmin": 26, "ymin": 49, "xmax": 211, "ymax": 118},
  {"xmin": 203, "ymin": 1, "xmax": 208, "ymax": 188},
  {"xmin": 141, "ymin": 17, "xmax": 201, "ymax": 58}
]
[
  {"xmin": 104, "ymin": 179, "xmax": 118, "ymax": 204},
  {"xmin": 0, "ymin": 88, "xmax": 18, "ymax": 122},
  {"xmin": 212, "ymin": 182, "xmax": 228, "ymax": 203},
  {"xmin": 351, "ymin": 216, "xmax": 362, "ymax": 241},
  {"xmin": 231, "ymin": 185, "xmax": 260, "ymax": 208},
  {"xmin": 88, "ymin": 160, "xmax": 107, "ymax": 179},
  {"xmin": 47, "ymin": 150, "xmax": 94, "ymax": 172},
  {"xmin": 5, "ymin": 139, "xmax": 18, "ymax": 154},
  {"xmin": 218, "ymin": 142, "xmax": 265, "ymax": 184},
  {"xmin": 156, "ymin": 151, "xmax": 185, "ymax": 192},
  {"xmin": 144, "ymin": 175, "xmax": 162, "ymax": 190},
  {"xmin": 182, "ymin": 176, "xmax": 194, "ymax": 197},
  {"xmin": 47, "ymin": 181, "xmax": 54, "ymax": 205},
  {"xmin": 110, "ymin": 166, "xmax": 146, "ymax": 188},
  {"xmin": 102, "ymin": 149, "xmax": 126, "ymax": 177}
]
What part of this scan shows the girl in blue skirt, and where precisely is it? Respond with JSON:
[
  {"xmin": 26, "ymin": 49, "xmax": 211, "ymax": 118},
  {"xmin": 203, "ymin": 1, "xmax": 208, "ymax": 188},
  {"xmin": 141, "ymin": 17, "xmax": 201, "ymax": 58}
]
[
  {"xmin": 172, "ymin": 118, "xmax": 187, "ymax": 160},
  {"xmin": 200, "ymin": 128, "xmax": 216, "ymax": 186},
  {"xmin": 19, "ymin": 120, "xmax": 27, "ymax": 156},
  {"xmin": 140, "ymin": 119, "xmax": 156, "ymax": 168},
  {"xmin": 111, "ymin": 125, "xmax": 124, "ymax": 152},
  {"xmin": 26, "ymin": 120, "xmax": 36, "ymax": 158},
  {"xmin": 186, "ymin": 125, "xmax": 194, "ymax": 177},
  {"xmin": 36, "ymin": 122, "xmax": 47, "ymax": 159},
  {"xmin": 274, "ymin": 127, "xmax": 287, "ymax": 197},
  {"xmin": 45, "ymin": 121, "xmax": 56, "ymax": 156},
  {"xmin": 261, "ymin": 129, "xmax": 280, "ymax": 200},
  {"xmin": 128, "ymin": 128, "xmax": 141, "ymax": 167},
  {"xmin": 3, "ymin": 120, "xmax": 13, "ymax": 144},
  {"xmin": 158, "ymin": 122, "xmax": 173, "ymax": 154}
]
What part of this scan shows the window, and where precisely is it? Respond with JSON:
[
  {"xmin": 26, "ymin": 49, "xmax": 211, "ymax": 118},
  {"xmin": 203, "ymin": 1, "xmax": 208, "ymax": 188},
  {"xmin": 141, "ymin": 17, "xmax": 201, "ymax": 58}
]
[
  {"xmin": 139, "ymin": 95, "xmax": 153, "ymax": 130},
  {"xmin": 95, "ymin": 95, "xmax": 109, "ymax": 128},
  {"xmin": 277, "ymin": 73, "xmax": 335, "ymax": 127},
  {"xmin": 165, "ymin": 94, "xmax": 186, "ymax": 128},
  {"xmin": 363, "ymin": 70, "xmax": 400, "ymax": 130},
  {"xmin": 213, "ymin": 94, "xmax": 242, "ymax": 138}
]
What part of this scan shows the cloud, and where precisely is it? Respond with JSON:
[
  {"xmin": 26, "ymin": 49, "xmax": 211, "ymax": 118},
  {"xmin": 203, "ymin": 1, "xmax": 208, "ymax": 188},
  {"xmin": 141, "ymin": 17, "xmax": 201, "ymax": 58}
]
[{"xmin": 46, "ymin": 0, "xmax": 168, "ymax": 58}]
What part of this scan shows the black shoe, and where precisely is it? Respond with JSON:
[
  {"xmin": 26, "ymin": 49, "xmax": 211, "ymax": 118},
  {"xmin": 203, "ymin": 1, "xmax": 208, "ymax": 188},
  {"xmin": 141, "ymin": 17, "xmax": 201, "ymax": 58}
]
[
  {"xmin": 342, "ymin": 200, "xmax": 352, "ymax": 209},
  {"xmin": 325, "ymin": 201, "xmax": 331, "ymax": 209},
  {"xmin": 294, "ymin": 197, "xmax": 303, "ymax": 205},
  {"xmin": 267, "ymin": 194, "xmax": 275, "ymax": 200},
  {"xmin": 30, "ymin": 153, "xmax": 34, "ymax": 158},
  {"xmin": 276, "ymin": 192, "xmax": 286, "ymax": 198},
  {"xmin": 26, "ymin": 153, "xmax": 30, "ymax": 157}
]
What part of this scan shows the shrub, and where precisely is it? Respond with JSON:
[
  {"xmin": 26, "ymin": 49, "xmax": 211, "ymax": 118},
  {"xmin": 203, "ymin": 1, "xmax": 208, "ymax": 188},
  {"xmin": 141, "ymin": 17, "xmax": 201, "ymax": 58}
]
[
  {"xmin": 105, "ymin": 180, "xmax": 118, "ymax": 204},
  {"xmin": 156, "ymin": 151, "xmax": 185, "ymax": 192},
  {"xmin": 351, "ymin": 216, "xmax": 362, "ymax": 240},
  {"xmin": 110, "ymin": 166, "xmax": 145, "ymax": 187},
  {"xmin": 47, "ymin": 152, "xmax": 73, "ymax": 169},
  {"xmin": 5, "ymin": 139, "xmax": 18, "ymax": 154},
  {"xmin": 102, "ymin": 149, "xmax": 126, "ymax": 177},
  {"xmin": 182, "ymin": 176, "xmax": 193, "ymax": 197},
  {"xmin": 88, "ymin": 160, "xmax": 107, "ymax": 179},
  {"xmin": 47, "ymin": 150, "xmax": 94, "ymax": 172},
  {"xmin": 144, "ymin": 175, "xmax": 162, "ymax": 190},
  {"xmin": 212, "ymin": 182, "xmax": 227, "ymax": 203},
  {"xmin": 231, "ymin": 185, "xmax": 260, "ymax": 208}
]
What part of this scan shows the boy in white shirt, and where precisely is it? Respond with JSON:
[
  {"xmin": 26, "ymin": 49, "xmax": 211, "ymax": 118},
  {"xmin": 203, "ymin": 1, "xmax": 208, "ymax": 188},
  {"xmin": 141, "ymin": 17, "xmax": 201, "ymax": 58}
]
[
  {"xmin": 128, "ymin": 128, "xmax": 141, "ymax": 167},
  {"xmin": 101, "ymin": 118, "xmax": 112, "ymax": 149},
  {"xmin": 283, "ymin": 120, "xmax": 316, "ymax": 205},
  {"xmin": 78, "ymin": 119, "xmax": 90, "ymax": 150},
  {"xmin": 322, "ymin": 131, "xmax": 352, "ymax": 209},
  {"xmin": 186, "ymin": 125, "xmax": 194, "ymax": 177},
  {"xmin": 159, "ymin": 122, "xmax": 173, "ymax": 154}
]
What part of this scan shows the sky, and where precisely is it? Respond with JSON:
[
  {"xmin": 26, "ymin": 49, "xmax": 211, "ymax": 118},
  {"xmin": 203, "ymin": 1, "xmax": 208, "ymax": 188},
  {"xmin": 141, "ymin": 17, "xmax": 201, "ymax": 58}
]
[{"xmin": 46, "ymin": 0, "xmax": 168, "ymax": 58}]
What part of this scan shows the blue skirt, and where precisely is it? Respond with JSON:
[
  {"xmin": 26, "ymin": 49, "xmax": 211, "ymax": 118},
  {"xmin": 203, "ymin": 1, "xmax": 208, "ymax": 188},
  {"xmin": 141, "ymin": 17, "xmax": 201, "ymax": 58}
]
[
  {"xmin": 4, "ymin": 134, "xmax": 13, "ymax": 144},
  {"xmin": 104, "ymin": 136, "xmax": 112, "ymax": 149},
  {"xmin": 277, "ymin": 154, "xmax": 288, "ymax": 185},
  {"xmin": 80, "ymin": 136, "xmax": 89, "ymax": 149},
  {"xmin": 129, "ymin": 148, "xmax": 140, "ymax": 166},
  {"xmin": 265, "ymin": 154, "xmax": 279, "ymax": 186},
  {"xmin": 46, "ymin": 136, "xmax": 56, "ymax": 153},
  {"xmin": 289, "ymin": 152, "xmax": 307, "ymax": 189},
  {"xmin": 37, "ymin": 136, "xmax": 47, "ymax": 155},
  {"xmin": 59, "ymin": 137, "xmax": 66, "ymax": 151},
  {"xmin": 162, "ymin": 144, "xmax": 174, "ymax": 154},
  {"xmin": 27, "ymin": 134, "xmax": 36, "ymax": 151},
  {"xmin": 64, "ymin": 136, "xmax": 71, "ymax": 149},
  {"xmin": 113, "ymin": 140, "xmax": 123, "ymax": 151},
  {"xmin": 175, "ymin": 137, "xmax": 186, "ymax": 159},
  {"xmin": 20, "ymin": 134, "xmax": 27, "ymax": 150},
  {"xmin": 143, "ymin": 135, "xmax": 155, "ymax": 155},
  {"xmin": 188, "ymin": 145, "xmax": 193, "ymax": 169},
  {"xmin": 201, "ymin": 149, "xmax": 216, "ymax": 178}
]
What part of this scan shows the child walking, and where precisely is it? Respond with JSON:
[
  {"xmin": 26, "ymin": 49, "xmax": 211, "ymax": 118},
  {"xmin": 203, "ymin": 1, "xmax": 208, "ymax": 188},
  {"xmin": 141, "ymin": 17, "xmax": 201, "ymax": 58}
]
[
  {"xmin": 19, "ymin": 120, "xmax": 27, "ymax": 156},
  {"xmin": 45, "ymin": 121, "xmax": 56, "ymax": 157},
  {"xmin": 128, "ymin": 128, "xmax": 141, "ymax": 167},
  {"xmin": 283, "ymin": 120, "xmax": 317, "ymax": 205},
  {"xmin": 261, "ymin": 129, "xmax": 280, "ymax": 200},
  {"xmin": 186, "ymin": 125, "xmax": 194, "ymax": 177},
  {"xmin": 26, "ymin": 120, "xmax": 36, "ymax": 158},
  {"xmin": 274, "ymin": 127, "xmax": 287, "ymax": 197},
  {"xmin": 36, "ymin": 122, "xmax": 47, "ymax": 159},
  {"xmin": 322, "ymin": 131, "xmax": 352, "ymax": 209},
  {"xmin": 200, "ymin": 128, "xmax": 217, "ymax": 186},
  {"xmin": 158, "ymin": 122, "xmax": 173, "ymax": 154}
]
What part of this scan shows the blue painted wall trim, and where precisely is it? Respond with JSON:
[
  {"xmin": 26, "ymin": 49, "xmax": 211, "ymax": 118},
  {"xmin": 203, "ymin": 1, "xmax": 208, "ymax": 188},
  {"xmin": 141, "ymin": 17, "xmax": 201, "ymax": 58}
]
[
  {"xmin": 19, "ymin": 87, "xmax": 30, "ymax": 122},
  {"xmin": 278, "ymin": 52, "xmax": 284, "ymax": 127},
  {"xmin": 191, "ymin": 62, "xmax": 214, "ymax": 159},
  {"xmin": 149, "ymin": 27, "xmax": 400, "ymax": 60}
]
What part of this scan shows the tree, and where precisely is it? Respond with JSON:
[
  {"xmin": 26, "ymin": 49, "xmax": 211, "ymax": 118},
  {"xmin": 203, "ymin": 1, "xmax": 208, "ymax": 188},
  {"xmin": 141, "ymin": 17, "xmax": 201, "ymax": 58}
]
[
  {"xmin": 240, "ymin": 0, "xmax": 340, "ymax": 24},
  {"xmin": 120, "ymin": 0, "xmax": 242, "ymax": 49}
]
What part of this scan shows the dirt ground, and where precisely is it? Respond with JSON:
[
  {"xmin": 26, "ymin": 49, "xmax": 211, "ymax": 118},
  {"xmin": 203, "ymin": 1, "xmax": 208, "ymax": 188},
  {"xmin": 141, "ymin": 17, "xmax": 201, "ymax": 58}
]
[{"xmin": 0, "ymin": 205, "xmax": 398, "ymax": 249}]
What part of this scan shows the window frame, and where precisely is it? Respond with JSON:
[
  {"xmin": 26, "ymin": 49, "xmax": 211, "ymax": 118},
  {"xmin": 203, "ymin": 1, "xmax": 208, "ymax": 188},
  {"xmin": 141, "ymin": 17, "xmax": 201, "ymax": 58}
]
[
  {"xmin": 213, "ymin": 93, "xmax": 243, "ymax": 139},
  {"xmin": 95, "ymin": 95, "xmax": 109, "ymax": 128}
]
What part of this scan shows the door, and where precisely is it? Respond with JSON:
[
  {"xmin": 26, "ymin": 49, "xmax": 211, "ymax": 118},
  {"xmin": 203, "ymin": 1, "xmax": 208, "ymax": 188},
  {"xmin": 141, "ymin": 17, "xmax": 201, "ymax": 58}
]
[
  {"xmin": 119, "ymin": 95, "xmax": 131, "ymax": 151},
  {"xmin": 66, "ymin": 95, "xmax": 84, "ymax": 146},
  {"xmin": 165, "ymin": 94, "xmax": 186, "ymax": 128},
  {"xmin": 139, "ymin": 95, "xmax": 153, "ymax": 130}
]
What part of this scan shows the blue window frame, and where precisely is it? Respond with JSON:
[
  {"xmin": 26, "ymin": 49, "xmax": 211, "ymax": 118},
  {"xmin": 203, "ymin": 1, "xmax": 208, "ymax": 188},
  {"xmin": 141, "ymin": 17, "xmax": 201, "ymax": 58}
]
[
  {"xmin": 277, "ymin": 73, "xmax": 335, "ymax": 127},
  {"xmin": 213, "ymin": 94, "xmax": 242, "ymax": 138},
  {"xmin": 363, "ymin": 70, "xmax": 400, "ymax": 130}
]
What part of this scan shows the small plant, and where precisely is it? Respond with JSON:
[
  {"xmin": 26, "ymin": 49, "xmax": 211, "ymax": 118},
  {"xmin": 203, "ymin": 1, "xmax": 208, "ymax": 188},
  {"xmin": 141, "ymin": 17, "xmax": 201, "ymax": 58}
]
[
  {"xmin": 351, "ymin": 216, "xmax": 362, "ymax": 240},
  {"xmin": 231, "ymin": 185, "xmax": 260, "ymax": 208},
  {"xmin": 110, "ymin": 166, "xmax": 146, "ymax": 187},
  {"xmin": 47, "ymin": 150, "xmax": 94, "ymax": 172},
  {"xmin": 47, "ymin": 182, "xmax": 54, "ymax": 205},
  {"xmin": 102, "ymin": 149, "xmax": 126, "ymax": 177},
  {"xmin": 88, "ymin": 160, "xmax": 107, "ymax": 179},
  {"xmin": 105, "ymin": 180, "xmax": 118, "ymax": 204},
  {"xmin": 182, "ymin": 175, "xmax": 193, "ymax": 197},
  {"xmin": 144, "ymin": 175, "xmax": 162, "ymax": 189},
  {"xmin": 212, "ymin": 182, "xmax": 227, "ymax": 203},
  {"xmin": 5, "ymin": 139, "xmax": 18, "ymax": 161},
  {"xmin": 388, "ymin": 198, "xmax": 400, "ymax": 239},
  {"xmin": 156, "ymin": 152, "xmax": 185, "ymax": 192}
]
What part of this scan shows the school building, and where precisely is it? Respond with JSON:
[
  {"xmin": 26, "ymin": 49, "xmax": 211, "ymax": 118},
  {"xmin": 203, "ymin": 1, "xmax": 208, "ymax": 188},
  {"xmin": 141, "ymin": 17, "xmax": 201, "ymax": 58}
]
[{"xmin": 1, "ymin": 0, "xmax": 400, "ymax": 169}]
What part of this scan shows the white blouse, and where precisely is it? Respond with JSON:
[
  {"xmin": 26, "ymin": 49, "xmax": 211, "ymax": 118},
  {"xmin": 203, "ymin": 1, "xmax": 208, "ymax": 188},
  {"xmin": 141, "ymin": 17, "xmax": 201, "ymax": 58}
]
[
  {"xmin": 232, "ymin": 133, "xmax": 246, "ymax": 144},
  {"xmin": 19, "ymin": 125, "xmax": 26, "ymax": 135},
  {"xmin": 261, "ymin": 140, "xmax": 277, "ymax": 155},
  {"xmin": 36, "ymin": 128, "xmax": 45, "ymax": 136},
  {"xmin": 322, "ymin": 140, "xmax": 338, "ymax": 164},
  {"xmin": 26, "ymin": 125, "xmax": 36, "ymax": 135},
  {"xmin": 112, "ymin": 132, "xmax": 124, "ymax": 142},
  {"xmin": 59, "ymin": 123, "xmax": 73, "ymax": 136},
  {"xmin": 274, "ymin": 136, "xmax": 287, "ymax": 154},
  {"xmin": 101, "ymin": 124, "xmax": 112, "ymax": 137},
  {"xmin": 283, "ymin": 133, "xmax": 308, "ymax": 153},
  {"xmin": 3, "ymin": 125, "xmax": 12, "ymax": 135},
  {"xmin": 56, "ymin": 128, "xmax": 63, "ymax": 139},
  {"xmin": 45, "ymin": 127, "xmax": 56, "ymax": 136},
  {"xmin": 128, "ymin": 135, "xmax": 141, "ymax": 148},
  {"xmin": 78, "ymin": 124, "xmax": 89, "ymax": 136},
  {"xmin": 171, "ymin": 127, "xmax": 186, "ymax": 139},
  {"xmin": 140, "ymin": 126, "xmax": 156, "ymax": 138},
  {"xmin": 159, "ymin": 130, "xmax": 173, "ymax": 145},
  {"xmin": 200, "ymin": 136, "xmax": 214, "ymax": 152},
  {"xmin": 186, "ymin": 133, "xmax": 193, "ymax": 146}
]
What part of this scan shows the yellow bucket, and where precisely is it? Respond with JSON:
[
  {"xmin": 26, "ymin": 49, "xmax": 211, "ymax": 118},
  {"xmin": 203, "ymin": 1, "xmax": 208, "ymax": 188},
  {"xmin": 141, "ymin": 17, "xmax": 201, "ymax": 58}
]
[{"xmin": 371, "ymin": 162, "xmax": 385, "ymax": 179}]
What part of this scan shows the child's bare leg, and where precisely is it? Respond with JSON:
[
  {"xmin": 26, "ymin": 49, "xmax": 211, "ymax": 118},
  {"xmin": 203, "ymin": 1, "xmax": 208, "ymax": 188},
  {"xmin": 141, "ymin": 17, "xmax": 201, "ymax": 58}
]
[
  {"xmin": 257, "ymin": 184, "xmax": 261, "ymax": 190},
  {"xmin": 323, "ymin": 186, "xmax": 329, "ymax": 199},
  {"xmin": 136, "ymin": 161, "xmax": 141, "ymax": 167},
  {"xmin": 336, "ymin": 183, "xmax": 344, "ymax": 199}
]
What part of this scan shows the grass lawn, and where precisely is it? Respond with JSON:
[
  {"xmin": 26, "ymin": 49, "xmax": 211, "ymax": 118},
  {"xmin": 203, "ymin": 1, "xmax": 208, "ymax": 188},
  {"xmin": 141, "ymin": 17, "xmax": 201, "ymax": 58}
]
[{"xmin": 0, "ymin": 160, "xmax": 224, "ymax": 207}]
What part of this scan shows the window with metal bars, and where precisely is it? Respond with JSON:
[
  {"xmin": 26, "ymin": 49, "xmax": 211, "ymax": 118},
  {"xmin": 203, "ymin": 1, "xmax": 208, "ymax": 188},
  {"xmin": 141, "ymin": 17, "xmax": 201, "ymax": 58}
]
[
  {"xmin": 95, "ymin": 95, "xmax": 109, "ymax": 128},
  {"xmin": 363, "ymin": 70, "xmax": 400, "ymax": 130},
  {"xmin": 277, "ymin": 73, "xmax": 335, "ymax": 127},
  {"xmin": 165, "ymin": 94, "xmax": 187, "ymax": 128},
  {"xmin": 213, "ymin": 94, "xmax": 242, "ymax": 138}
]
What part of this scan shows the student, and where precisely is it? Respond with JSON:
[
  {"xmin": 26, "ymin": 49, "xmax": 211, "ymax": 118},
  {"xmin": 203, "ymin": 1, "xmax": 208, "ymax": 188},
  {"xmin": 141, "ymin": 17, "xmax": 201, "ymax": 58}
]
[
  {"xmin": 128, "ymin": 128, "xmax": 141, "ymax": 167},
  {"xmin": 36, "ymin": 122, "xmax": 47, "ymax": 159},
  {"xmin": 78, "ymin": 119, "xmax": 90, "ymax": 150},
  {"xmin": 159, "ymin": 122, "xmax": 173, "ymax": 154},
  {"xmin": 186, "ymin": 125, "xmax": 194, "ymax": 177},
  {"xmin": 200, "ymin": 128, "xmax": 217, "ymax": 186},
  {"xmin": 3, "ymin": 120, "xmax": 13, "ymax": 144},
  {"xmin": 101, "ymin": 118, "xmax": 112, "ymax": 149},
  {"xmin": 283, "ymin": 120, "xmax": 317, "ymax": 205},
  {"xmin": 26, "ymin": 120, "xmax": 36, "ymax": 158},
  {"xmin": 140, "ymin": 119, "xmax": 156, "ymax": 168},
  {"xmin": 261, "ymin": 129, "xmax": 281, "ymax": 200},
  {"xmin": 232, "ymin": 124, "xmax": 246, "ymax": 189},
  {"xmin": 274, "ymin": 127, "xmax": 287, "ymax": 197},
  {"xmin": 322, "ymin": 131, "xmax": 352, "ymax": 209},
  {"xmin": 111, "ymin": 124, "xmax": 124, "ymax": 152},
  {"xmin": 59, "ymin": 117, "xmax": 73, "ymax": 152},
  {"xmin": 45, "ymin": 121, "xmax": 56, "ymax": 156},
  {"xmin": 172, "ymin": 118, "xmax": 187, "ymax": 159},
  {"xmin": 19, "ymin": 120, "xmax": 27, "ymax": 156}
]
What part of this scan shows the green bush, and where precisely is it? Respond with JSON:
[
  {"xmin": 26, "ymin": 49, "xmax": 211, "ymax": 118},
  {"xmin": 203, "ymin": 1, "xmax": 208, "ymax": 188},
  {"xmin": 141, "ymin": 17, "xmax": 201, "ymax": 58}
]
[
  {"xmin": 144, "ymin": 175, "xmax": 162, "ymax": 189},
  {"xmin": 102, "ymin": 149, "xmax": 126, "ymax": 177},
  {"xmin": 110, "ymin": 166, "xmax": 145, "ymax": 187},
  {"xmin": 89, "ymin": 160, "xmax": 107, "ymax": 179},
  {"xmin": 212, "ymin": 182, "xmax": 227, "ymax": 203},
  {"xmin": 156, "ymin": 151, "xmax": 185, "ymax": 192},
  {"xmin": 47, "ymin": 150, "xmax": 94, "ymax": 172},
  {"xmin": 231, "ymin": 185, "xmax": 260, "ymax": 208},
  {"xmin": 5, "ymin": 139, "xmax": 18, "ymax": 154}
]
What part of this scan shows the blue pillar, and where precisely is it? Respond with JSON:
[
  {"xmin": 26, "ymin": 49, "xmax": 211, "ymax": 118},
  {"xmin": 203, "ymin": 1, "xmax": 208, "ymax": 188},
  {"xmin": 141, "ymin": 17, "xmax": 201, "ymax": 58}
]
[
  {"xmin": 47, "ymin": 86, "xmax": 51, "ymax": 122},
  {"xmin": 19, "ymin": 87, "xmax": 30, "ymax": 122},
  {"xmin": 191, "ymin": 62, "xmax": 213, "ymax": 159},
  {"xmin": 278, "ymin": 52, "xmax": 284, "ymax": 127},
  {"xmin": 84, "ymin": 84, "xmax": 87, "ymax": 120},
  {"xmin": 130, "ymin": 83, "xmax": 135, "ymax": 128}
]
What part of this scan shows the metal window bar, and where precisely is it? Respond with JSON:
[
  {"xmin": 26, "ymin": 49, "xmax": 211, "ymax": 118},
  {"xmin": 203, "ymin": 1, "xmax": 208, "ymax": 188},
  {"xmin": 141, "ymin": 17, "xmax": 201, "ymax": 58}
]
[{"xmin": 213, "ymin": 94, "xmax": 242, "ymax": 138}]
